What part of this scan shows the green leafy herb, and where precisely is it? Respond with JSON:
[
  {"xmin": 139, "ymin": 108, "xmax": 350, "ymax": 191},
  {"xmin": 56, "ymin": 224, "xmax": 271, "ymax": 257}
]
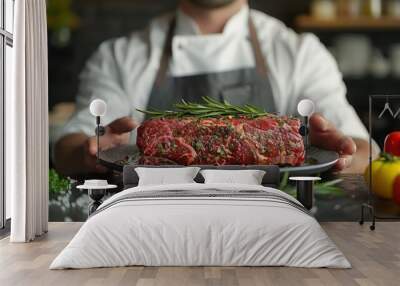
[
  {"xmin": 137, "ymin": 97, "xmax": 276, "ymax": 119},
  {"xmin": 49, "ymin": 169, "xmax": 70, "ymax": 194},
  {"xmin": 193, "ymin": 140, "xmax": 204, "ymax": 151}
]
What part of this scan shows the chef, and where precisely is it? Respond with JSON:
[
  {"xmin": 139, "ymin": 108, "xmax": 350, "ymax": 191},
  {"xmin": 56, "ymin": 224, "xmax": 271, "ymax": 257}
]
[{"xmin": 54, "ymin": 0, "xmax": 375, "ymax": 176}]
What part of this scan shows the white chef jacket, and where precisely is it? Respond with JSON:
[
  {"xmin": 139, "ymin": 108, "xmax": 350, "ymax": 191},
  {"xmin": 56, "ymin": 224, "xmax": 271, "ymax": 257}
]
[{"xmin": 56, "ymin": 4, "xmax": 369, "ymax": 144}]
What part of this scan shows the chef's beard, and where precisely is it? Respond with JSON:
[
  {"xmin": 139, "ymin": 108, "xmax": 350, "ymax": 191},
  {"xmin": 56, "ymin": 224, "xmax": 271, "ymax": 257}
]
[{"xmin": 187, "ymin": 0, "xmax": 236, "ymax": 9}]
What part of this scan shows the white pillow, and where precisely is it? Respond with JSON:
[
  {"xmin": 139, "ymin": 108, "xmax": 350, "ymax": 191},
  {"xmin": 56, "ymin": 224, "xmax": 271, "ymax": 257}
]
[
  {"xmin": 200, "ymin": 169, "xmax": 266, "ymax": 185},
  {"xmin": 135, "ymin": 167, "xmax": 201, "ymax": 186}
]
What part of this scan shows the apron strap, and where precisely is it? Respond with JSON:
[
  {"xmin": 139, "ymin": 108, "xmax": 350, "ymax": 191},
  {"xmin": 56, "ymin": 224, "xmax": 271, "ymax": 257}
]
[
  {"xmin": 154, "ymin": 18, "xmax": 176, "ymax": 87},
  {"xmin": 248, "ymin": 17, "xmax": 268, "ymax": 77},
  {"xmin": 154, "ymin": 15, "xmax": 268, "ymax": 88}
]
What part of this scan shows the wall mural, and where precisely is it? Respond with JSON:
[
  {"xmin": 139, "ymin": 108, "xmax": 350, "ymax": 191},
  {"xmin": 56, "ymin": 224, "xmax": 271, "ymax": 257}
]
[{"xmin": 47, "ymin": 0, "xmax": 400, "ymax": 222}]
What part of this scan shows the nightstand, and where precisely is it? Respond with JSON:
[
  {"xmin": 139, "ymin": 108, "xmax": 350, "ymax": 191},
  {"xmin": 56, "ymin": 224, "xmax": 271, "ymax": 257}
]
[
  {"xmin": 77, "ymin": 180, "xmax": 117, "ymax": 216},
  {"xmin": 289, "ymin": 177, "xmax": 321, "ymax": 210}
]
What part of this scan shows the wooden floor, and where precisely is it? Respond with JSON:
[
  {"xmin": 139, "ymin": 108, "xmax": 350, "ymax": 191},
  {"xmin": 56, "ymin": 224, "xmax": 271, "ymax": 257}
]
[{"xmin": 0, "ymin": 222, "xmax": 399, "ymax": 286}]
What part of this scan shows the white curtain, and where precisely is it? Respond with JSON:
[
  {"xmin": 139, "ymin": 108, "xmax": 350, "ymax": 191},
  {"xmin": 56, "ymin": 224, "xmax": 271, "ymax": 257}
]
[{"xmin": 9, "ymin": 0, "xmax": 49, "ymax": 242}]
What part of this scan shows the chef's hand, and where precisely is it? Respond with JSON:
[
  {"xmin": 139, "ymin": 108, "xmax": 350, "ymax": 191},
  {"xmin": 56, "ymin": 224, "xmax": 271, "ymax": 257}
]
[
  {"xmin": 309, "ymin": 114, "xmax": 357, "ymax": 172},
  {"xmin": 84, "ymin": 117, "xmax": 137, "ymax": 173},
  {"xmin": 54, "ymin": 116, "xmax": 137, "ymax": 176}
]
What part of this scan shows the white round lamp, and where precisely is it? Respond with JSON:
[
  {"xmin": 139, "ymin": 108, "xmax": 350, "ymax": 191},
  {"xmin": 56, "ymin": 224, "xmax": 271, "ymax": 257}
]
[
  {"xmin": 90, "ymin": 99, "xmax": 107, "ymax": 117},
  {"xmin": 297, "ymin": 99, "xmax": 315, "ymax": 117}
]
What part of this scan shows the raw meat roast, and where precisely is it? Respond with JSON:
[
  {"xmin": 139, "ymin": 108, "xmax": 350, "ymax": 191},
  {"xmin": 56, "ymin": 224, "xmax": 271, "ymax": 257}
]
[{"xmin": 137, "ymin": 115, "xmax": 305, "ymax": 166}]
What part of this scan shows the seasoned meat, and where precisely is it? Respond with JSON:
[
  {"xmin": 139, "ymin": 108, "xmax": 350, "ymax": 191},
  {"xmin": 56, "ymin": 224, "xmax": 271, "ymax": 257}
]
[{"xmin": 136, "ymin": 116, "xmax": 305, "ymax": 166}]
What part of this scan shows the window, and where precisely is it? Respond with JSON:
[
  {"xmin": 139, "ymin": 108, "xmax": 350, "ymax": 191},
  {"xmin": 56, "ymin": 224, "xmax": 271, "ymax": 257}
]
[{"xmin": 1, "ymin": 0, "xmax": 14, "ymax": 230}]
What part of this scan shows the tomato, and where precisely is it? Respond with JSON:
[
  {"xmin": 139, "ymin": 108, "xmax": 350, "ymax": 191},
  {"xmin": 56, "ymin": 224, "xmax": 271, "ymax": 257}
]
[
  {"xmin": 364, "ymin": 154, "xmax": 400, "ymax": 199},
  {"xmin": 393, "ymin": 176, "xmax": 400, "ymax": 205},
  {"xmin": 384, "ymin": 132, "xmax": 400, "ymax": 156}
]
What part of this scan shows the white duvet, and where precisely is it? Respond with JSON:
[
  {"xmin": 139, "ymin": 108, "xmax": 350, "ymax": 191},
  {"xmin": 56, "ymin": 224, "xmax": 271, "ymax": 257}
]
[{"xmin": 50, "ymin": 183, "xmax": 351, "ymax": 269}]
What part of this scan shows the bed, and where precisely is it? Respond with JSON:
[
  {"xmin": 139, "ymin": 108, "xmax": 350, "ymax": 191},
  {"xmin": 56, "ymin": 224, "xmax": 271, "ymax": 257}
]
[{"xmin": 50, "ymin": 165, "xmax": 351, "ymax": 269}]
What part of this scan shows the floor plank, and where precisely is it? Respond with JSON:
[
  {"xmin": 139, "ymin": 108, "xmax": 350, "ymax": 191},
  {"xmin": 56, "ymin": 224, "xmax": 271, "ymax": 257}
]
[{"xmin": 0, "ymin": 222, "xmax": 399, "ymax": 286}]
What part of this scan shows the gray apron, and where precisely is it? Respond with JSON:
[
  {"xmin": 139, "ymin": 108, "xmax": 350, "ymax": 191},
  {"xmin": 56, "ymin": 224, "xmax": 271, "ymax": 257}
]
[{"xmin": 146, "ymin": 16, "xmax": 276, "ymax": 114}]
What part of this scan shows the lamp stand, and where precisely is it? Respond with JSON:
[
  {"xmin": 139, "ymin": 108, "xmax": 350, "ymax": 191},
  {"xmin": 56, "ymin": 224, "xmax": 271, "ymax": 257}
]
[
  {"xmin": 88, "ymin": 189, "xmax": 106, "ymax": 216},
  {"xmin": 95, "ymin": 116, "xmax": 105, "ymax": 164},
  {"xmin": 299, "ymin": 116, "xmax": 309, "ymax": 161}
]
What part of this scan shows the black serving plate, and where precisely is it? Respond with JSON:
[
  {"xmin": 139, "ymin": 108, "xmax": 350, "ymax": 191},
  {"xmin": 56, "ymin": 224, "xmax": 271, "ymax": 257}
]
[{"xmin": 98, "ymin": 145, "xmax": 339, "ymax": 175}]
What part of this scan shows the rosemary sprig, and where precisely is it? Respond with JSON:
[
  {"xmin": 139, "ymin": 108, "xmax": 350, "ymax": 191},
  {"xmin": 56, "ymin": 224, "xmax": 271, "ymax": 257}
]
[{"xmin": 136, "ymin": 96, "xmax": 272, "ymax": 119}]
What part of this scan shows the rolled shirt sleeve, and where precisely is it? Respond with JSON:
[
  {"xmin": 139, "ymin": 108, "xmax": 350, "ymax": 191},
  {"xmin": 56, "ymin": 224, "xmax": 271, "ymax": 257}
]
[{"xmin": 55, "ymin": 39, "xmax": 132, "ymax": 142}]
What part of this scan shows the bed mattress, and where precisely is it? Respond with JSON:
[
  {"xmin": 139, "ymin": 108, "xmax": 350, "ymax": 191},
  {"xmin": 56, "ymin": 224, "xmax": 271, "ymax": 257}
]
[{"xmin": 50, "ymin": 183, "xmax": 350, "ymax": 269}]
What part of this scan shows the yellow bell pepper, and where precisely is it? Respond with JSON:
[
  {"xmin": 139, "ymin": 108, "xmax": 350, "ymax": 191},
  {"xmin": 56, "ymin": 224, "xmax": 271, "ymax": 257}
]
[{"xmin": 364, "ymin": 153, "xmax": 400, "ymax": 199}]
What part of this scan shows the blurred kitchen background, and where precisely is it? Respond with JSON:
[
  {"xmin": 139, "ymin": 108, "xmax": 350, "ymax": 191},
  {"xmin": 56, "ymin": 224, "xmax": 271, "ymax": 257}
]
[{"xmin": 48, "ymin": 0, "xmax": 400, "ymax": 221}]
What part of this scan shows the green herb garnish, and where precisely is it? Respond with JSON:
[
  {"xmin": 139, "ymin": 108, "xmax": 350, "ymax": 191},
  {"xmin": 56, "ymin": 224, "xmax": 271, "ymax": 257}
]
[
  {"xmin": 137, "ymin": 97, "xmax": 274, "ymax": 119},
  {"xmin": 49, "ymin": 169, "xmax": 70, "ymax": 194}
]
